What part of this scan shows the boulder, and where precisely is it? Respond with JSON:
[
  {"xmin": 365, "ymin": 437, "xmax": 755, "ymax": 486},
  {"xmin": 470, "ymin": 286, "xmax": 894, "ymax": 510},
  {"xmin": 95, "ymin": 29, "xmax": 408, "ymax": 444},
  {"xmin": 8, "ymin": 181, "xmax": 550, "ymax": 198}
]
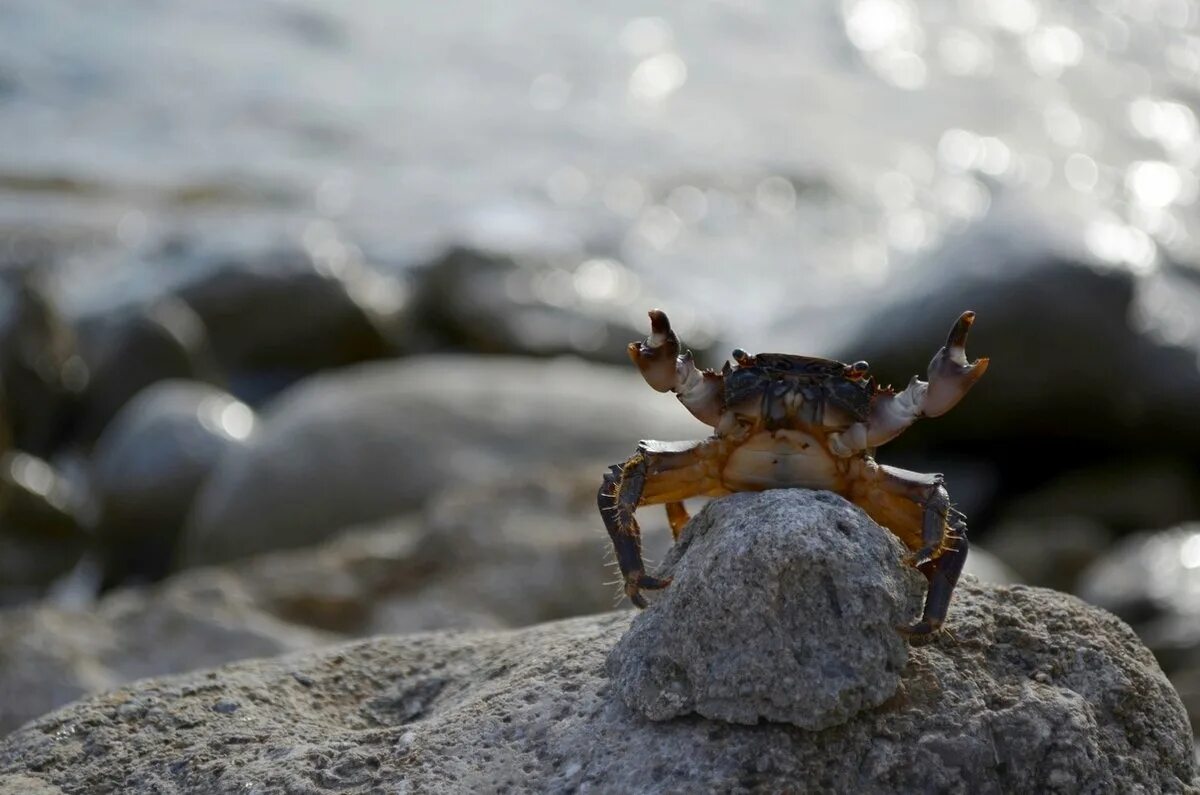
[
  {"xmin": 832, "ymin": 256, "xmax": 1200, "ymax": 477},
  {"xmin": 90, "ymin": 381, "xmax": 256, "ymax": 587},
  {"xmin": 74, "ymin": 298, "xmax": 223, "ymax": 447},
  {"xmin": 409, "ymin": 246, "xmax": 717, "ymax": 365},
  {"xmin": 173, "ymin": 247, "xmax": 409, "ymax": 398},
  {"xmin": 2, "ymin": 492, "xmax": 1193, "ymax": 793},
  {"xmin": 0, "ymin": 568, "xmax": 332, "ymax": 737},
  {"xmin": 0, "ymin": 268, "xmax": 86, "ymax": 456},
  {"xmin": 608, "ymin": 490, "xmax": 924, "ymax": 730},
  {"xmin": 0, "ymin": 452, "xmax": 89, "ymax": 607},
  {"xmin": 178, "ymin": 356, "xmax": 706, "ymax": 566}
]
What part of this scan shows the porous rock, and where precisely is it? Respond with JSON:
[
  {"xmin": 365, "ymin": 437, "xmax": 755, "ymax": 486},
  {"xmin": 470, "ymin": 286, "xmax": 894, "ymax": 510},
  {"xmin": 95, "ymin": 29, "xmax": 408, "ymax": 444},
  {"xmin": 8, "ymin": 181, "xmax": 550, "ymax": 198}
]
[
  {"xmin": 0, "ymin": 568, "xmax": 332, "ymax": 737},
  {"xmin": 2, "ymin": 493, "xmax": 1195, "ymax": 793},
  {"xmin": 607, "ymin": 490, "xmax": 924, "ymax": 730}
]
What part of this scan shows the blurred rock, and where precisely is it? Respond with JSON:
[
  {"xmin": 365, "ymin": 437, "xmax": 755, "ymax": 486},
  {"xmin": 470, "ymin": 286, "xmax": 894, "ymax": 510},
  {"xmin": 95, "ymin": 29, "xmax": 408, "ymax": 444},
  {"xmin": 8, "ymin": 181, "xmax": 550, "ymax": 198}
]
[
  {"xmin": 179, "ymin": 355, "xmax": 706, "ymax": 566},
  {"xmin": 987, "ymin": 517, "xmax": 1111, "ymax": 593},
  {"xmin": 961, "ymin": 544, "xmax": 1020, "ymax": 585},
  {"xmin": 174, "ymin": 247, "xmax": 410, "ymax": 400},
  {"xmin": 74, "ymin": 298, "xmax": 223, "ymax": 447},
  {"xmin": 0, "ymin": 452, "xmax": 88, "ymax": 606},
  {"xmin": 0, "ymin": 269, "xmax": 86, "ymax": 456},
  {"xmin": 91, "ymin": 381, "xmax": 256, "ymax": 588},
  {"xmin": 2, "ymin": 581, "xmax": 1192, "ymax": 791},
  {"xmin": 1000, "ymin": 461, "xmax": 1200, "ymax": 537},
  {"xmin": 609, "ymin": 490, "xmax": 923, "ymax": 730},
  {"xmin": 410, "ymin": 246, "xmax": 716, "ymax": 364},
  {"xmin": 1078, "ymin": 524, "xmax": 1200, "ymax": 674},
  {"xmin": 0, "ymin": 569, "xmax": 331, "ymax": 737},
  {"xmin": 832, "ymin": 251, "xmax": 1200, "ymax": 497}
]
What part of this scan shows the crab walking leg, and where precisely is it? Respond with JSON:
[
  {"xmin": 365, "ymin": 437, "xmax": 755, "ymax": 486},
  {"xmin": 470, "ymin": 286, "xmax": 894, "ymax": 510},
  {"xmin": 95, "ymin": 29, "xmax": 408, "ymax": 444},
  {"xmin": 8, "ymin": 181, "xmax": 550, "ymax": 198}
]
[
  {"xmin": 627, "ymin": 309, "xmax": 725, "ymax": 427},
  {"xmin": 664, "ymin": 502, "xmax": 690, "ymax": 539},
  {"xmin": 866, "ymin": 311, "xmax": 989, "ymax": 447},
  {"xmin": 849, "ymin": 461, "xmax": 969, "ymax": 635},
  {"xmin": 598, "ymin": 438, "xmax": 727, "ymax": 607}
]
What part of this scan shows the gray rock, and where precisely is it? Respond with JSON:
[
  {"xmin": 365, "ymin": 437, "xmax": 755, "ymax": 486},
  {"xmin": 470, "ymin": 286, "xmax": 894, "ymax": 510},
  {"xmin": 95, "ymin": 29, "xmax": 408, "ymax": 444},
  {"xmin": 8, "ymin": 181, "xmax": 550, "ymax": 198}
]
[
  {"xmin": 179, "ymin": 356, "xmax": 707, "ymax": 565},
  {"xmin": 0, "ymin": 452, "xmax": 88, "ymax": 606},
  {"xmin": 174, "ymin": 246, "xmax": 409, "ymax": 390},
  {"xmin": 833, "ymin": 256, "xmax": 1200, "ymax": 473},
  {"xmin": 0, "ymin": 471, "xmax": 667, "ymax": 735},
  {"xmin": 74, "ymin": 298, "xmax": 223, "ymax": 447},
  {"xmin": 1078, "ymin": 524, "xmax": 1200, "ymax": 674},
  {"xmin": 410, "ymin": 246, "xmax": 717, "ymax": 364},
  {"xmin": 1, "ymin": 584, "xmax": 1193, "ymax": 793},
  {"xmin": 608, "ymin": 490, "xmax": 923, "ymax": 730},
  {"xmin": 0, "ymin": 567, "xmax": 332, "ymax": 737},
  {"xmin": 989, "ymin": 516, "xmax": 1112, "ymax": 592},
  {"xmin": 961, "ymin": 544, "xmax": 1020, "ymax": 585},
  {"xmin": 91, "ymin": 381, "xmax": 256, "ymax": 586},
  {"xmin": 0, "ymin": 268, "xmax": 86, "ymax": 456},
  {"xmin": 1000, "ymin": 461, "xmax": 1200, "ymax": 538}
]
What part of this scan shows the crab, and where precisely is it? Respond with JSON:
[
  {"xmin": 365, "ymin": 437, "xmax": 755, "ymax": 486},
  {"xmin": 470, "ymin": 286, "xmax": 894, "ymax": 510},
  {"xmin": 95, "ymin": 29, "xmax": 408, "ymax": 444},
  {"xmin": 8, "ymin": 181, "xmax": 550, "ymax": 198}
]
[{"xmin": 598, "ymin": 309, "xmax": 989, "ymax": 636}]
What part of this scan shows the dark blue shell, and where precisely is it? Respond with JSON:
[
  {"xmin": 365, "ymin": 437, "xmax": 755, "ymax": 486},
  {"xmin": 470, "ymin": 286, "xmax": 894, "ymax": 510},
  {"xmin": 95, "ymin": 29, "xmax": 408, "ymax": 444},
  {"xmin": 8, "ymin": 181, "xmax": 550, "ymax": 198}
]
[{"xmin": 724, "ymin": 353, "xmax": 874, "ymax": 424}]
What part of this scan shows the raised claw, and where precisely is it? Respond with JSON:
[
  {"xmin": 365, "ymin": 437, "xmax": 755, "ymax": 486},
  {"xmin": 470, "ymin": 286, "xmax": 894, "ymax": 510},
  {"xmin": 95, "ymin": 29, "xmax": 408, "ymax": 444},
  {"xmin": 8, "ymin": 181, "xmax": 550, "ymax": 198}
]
[
  {"xmin": 923, "ymin": 310, "xmax": 990, "ymax": 417},
  {"xmin": 627, "ymin": 309, "xmax": 681, "ymax": 392}
]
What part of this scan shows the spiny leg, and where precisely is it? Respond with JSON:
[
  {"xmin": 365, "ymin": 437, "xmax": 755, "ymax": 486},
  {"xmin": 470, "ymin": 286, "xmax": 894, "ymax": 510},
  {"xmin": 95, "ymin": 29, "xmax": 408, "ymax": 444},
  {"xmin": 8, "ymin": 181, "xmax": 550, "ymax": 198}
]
[
  {"xmin": 598, "ymin": 454, "xmax": 666, "ymax": 608},
  {"xmin": 597, "ymin": 438, "xmax": 726, "ymax": 607},
  {"xmin": 850, "ymin": 461, "xmax": 970, "ymax": 636}
]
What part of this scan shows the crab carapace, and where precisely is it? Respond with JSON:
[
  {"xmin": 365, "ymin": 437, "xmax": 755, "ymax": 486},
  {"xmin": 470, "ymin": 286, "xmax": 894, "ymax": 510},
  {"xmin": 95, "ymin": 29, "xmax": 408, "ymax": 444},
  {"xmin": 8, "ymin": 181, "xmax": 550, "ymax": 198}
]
[{"xmin": 598, "ymin": 309, "xmax": 989, "ymax": 636}]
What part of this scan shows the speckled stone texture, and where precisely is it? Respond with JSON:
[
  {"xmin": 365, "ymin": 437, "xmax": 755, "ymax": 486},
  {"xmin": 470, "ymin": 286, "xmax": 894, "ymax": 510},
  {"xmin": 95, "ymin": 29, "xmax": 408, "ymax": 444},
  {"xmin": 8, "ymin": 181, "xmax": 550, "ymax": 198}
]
[
  {"xmin": 0, "ymin": 491, "xmax": 1195, "ymax": 794},
  {"xmin": 608, "ymin": 490, "xmax": 925, "ymax": 729}
]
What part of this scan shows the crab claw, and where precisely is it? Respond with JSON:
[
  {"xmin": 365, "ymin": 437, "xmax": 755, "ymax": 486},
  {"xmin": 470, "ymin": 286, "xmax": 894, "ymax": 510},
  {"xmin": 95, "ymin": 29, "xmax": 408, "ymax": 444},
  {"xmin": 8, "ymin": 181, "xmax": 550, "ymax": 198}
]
[
  {"xmin": 923, "ymin": 311, "xmax": 990, "ymax": 417},
  {"xmin": 627, "ymin": 309, "xmax": 681, "ymax": 392}
]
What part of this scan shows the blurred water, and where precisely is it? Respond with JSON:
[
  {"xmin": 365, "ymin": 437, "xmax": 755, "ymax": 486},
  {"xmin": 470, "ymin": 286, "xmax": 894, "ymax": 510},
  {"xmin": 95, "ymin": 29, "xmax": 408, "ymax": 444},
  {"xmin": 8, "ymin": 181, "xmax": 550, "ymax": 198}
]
[{"xmin": 0, "ymin": 0, "xmax": 1197, "ymax": 344}]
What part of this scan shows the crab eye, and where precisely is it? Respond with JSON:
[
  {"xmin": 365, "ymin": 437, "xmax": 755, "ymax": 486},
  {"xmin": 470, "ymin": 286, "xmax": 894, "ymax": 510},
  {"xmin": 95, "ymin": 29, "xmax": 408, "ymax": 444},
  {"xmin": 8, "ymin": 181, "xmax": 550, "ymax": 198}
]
[{"xmin": 846, "ymin": 360, "xmax": 869, "ymax": 379}]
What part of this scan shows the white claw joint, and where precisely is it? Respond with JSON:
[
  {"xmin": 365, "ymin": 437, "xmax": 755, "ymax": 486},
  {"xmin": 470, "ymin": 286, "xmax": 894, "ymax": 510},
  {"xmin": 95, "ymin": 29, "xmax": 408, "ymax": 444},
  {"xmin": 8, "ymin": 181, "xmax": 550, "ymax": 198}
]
[
  {"xmin": 866, "ymin": 311, "xmax": 989, "ymax": 447},
  {"xmin": 628, "ymin": 309, "xmax": 724, "ymax": 427}
]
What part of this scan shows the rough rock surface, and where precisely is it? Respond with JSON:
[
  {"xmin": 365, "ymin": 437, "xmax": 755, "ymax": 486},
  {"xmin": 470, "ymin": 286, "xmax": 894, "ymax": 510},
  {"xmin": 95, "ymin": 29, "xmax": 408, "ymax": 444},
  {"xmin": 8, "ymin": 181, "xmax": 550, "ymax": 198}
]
[
  {"xmin": 0, "ymin": 479, "xmax": 1010, "ymax": 734},
  {"xmin": 608, "ymin": 490, "xmax": 924, "ymax": 729},
  {"xmin": 179, "ymin": 356, "xmax": 706, "ymax": 565},
  {"xmin": 0, "ymin": 568, "xmax": 332, "ymax": 737},
  {"xmin": 2, "ymin": 493, "xmax": 1194, "ymax": 794}
]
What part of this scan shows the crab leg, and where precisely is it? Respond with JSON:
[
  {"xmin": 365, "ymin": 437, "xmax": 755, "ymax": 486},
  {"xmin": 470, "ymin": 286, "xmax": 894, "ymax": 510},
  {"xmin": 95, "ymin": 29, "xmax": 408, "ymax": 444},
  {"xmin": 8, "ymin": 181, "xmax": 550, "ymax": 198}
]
[
  {"xmin": 866, "ymin": 311, "xmax": 989, "ymax": 447},
  {"xmin": 628, "ymin": 309, "xmax": 725, "ymax": 427},
  {"xmin": 598, "ymin": 438, "xmax": 728, "ymax": 607},
  {"xmin": 849, "ymin": 461, "xmax": 969, "ymax": 635}
]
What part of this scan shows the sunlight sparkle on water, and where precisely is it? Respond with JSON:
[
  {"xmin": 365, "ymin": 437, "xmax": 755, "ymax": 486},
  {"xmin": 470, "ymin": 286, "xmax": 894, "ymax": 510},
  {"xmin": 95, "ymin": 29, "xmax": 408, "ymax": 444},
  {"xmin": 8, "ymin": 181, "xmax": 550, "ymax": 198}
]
[
  {"xmin": 1129, "ymin": 97, "xmax": 1198, "ymax": 155},
  {"xmin": 842, "ymin": 0, "xmax": 928, "ymax": 89},
  {"xmin": 1126, "ymin": 160, "xmax": 1184, "ymax": 208},
  {"xmin": 628, "ymin": 53, "xmax": 687, "ymax": 103},
  {"xmin": 1065, "ymin": 153, "xmax": 1100, "ymax": 193},
  {"xmin": 1024, "ymin": 25, "xmax": 1084, "ymax": 78},
  {"xmin": 1180, "ymin": 533, "xmax": 1200, "ymax": 570},
  {"xmin": 1085, "ymin": 217, "xmax": 1158, "ymax": 272}
]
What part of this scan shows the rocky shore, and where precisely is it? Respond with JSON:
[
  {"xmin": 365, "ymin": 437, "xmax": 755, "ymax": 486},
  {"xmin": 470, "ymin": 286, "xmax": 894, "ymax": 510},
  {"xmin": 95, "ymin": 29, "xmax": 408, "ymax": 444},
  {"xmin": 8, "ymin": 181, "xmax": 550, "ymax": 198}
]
[{"xmin": 2, "ymin": 491, "xmax": 1193, "ymax": 793}]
